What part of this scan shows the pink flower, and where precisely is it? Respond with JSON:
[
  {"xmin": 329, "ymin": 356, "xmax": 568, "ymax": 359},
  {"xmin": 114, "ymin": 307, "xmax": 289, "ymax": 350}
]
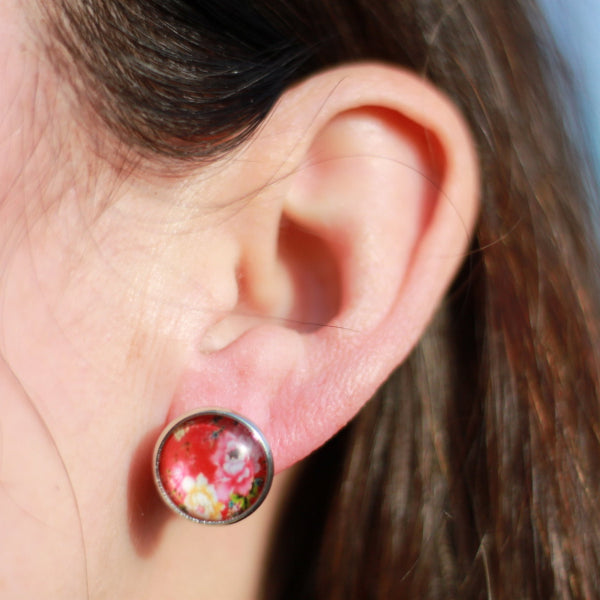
[{"xmin": 211, "ymin": 431, "xmax": 258, "ymax": 500}]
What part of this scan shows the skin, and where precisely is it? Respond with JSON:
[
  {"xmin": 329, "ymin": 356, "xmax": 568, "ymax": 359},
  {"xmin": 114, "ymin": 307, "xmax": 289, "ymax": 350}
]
[
  {"xmin": 1, "ymin": 3, "xmax": 288, "ymax": 597},
  {"xmin": 0, "ymin": 1, "xmax": 478, "ymax": 598}
]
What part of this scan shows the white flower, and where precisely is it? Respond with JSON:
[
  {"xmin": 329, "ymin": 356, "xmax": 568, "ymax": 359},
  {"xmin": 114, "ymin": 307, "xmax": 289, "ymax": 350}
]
[{"xmin": 181, "ymin": 473, "xmax": 224, "ymax": 520}]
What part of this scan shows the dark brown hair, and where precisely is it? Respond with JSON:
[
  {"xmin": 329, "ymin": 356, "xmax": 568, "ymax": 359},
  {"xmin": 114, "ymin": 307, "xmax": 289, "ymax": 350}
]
[{"xmin": 43, "ymin": 1, "xmax": 600, "ymax": 597}]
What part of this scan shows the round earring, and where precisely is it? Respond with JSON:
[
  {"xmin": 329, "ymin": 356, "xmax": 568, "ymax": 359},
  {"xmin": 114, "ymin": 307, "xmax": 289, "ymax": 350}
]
[{"xmin": 153, "ymin": 408, "xmax": 274, "ymax": 525}]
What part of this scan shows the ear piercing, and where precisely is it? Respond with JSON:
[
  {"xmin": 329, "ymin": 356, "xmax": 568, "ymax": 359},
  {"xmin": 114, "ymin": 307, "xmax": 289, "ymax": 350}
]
[{"xmin": 153, "ymin": 409, "xmax": 274, "ymax": 525}]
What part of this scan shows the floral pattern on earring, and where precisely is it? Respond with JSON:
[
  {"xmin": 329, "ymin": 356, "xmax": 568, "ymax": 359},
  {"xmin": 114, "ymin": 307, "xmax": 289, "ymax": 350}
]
[{"xmin": 154, "ymin": 410, "xmax": 273, "ymax": 524}]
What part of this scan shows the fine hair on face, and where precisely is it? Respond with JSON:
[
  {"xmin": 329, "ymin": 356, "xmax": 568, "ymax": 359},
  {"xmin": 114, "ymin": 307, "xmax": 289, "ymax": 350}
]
[{"xmin": 28, "ymin": 0, "xmax": 600, "ymax": 598}]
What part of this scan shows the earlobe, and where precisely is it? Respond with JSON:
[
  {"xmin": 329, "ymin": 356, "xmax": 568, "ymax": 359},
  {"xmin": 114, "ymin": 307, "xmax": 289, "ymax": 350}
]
[{"xmin": 163, "ymin": 64, "xmax": 479, "ymax": 475}]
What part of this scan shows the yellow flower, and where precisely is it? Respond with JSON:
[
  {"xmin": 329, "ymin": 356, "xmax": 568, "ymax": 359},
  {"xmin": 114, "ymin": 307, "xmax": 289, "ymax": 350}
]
[{"xmin": 181, "ymin": 474, "xmax": 224, "ymax": 520}]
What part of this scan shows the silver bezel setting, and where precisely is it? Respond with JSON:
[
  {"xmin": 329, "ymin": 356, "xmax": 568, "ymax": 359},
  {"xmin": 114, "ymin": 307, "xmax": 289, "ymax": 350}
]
[{"xmin": 153, "ymin": 408, "xmax": 274, "ymax": 525}]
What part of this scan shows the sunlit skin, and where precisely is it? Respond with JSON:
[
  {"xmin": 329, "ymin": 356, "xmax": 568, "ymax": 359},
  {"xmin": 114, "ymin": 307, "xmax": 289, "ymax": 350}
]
[
  {"xmin": 0, "ymin": 3, "xmax": 289, "ymax": 597},
  {"xmin": 0, "ymin": 1, "xmax": 478, "ymax": 598}
]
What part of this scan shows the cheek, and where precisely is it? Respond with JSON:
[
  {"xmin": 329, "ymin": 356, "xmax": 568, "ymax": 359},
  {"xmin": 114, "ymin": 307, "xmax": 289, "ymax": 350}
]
[
  {"xmin": 0, "ymin": 209, "xmax": 135, "ymax": 596},
  {"xmin": 0, "ymin": 11, "xmax": 238, "ymax": 589},
  {"xmin": 0, "ymin": 358, "xmax": 89, "ymax": 597},
  {"xmin": 0, "ymin": 6, "xmax": 91, "ymax": 596},
  {"xmin": 0, "ymin": 165, "xmax": 226, "ymax": 595},
  {"xmin": 0, "ymin": 5, "xmax": 183, "ymax": 596},
  {"xmin": 0, "ymin": 199, "xmax": 231, "ymax": 595}
]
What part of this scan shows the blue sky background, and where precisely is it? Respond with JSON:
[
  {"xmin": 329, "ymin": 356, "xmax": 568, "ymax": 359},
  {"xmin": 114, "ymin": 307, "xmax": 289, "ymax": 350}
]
[{"xmin": 540, "ymin": 0, "xmax": 600, "ymax": 167}]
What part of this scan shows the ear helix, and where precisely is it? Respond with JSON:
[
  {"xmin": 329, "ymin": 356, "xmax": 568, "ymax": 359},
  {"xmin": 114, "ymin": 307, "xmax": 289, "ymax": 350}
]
[{"xmin": 152, "ymin": 409, "xmax": 274, "ymax": 525}]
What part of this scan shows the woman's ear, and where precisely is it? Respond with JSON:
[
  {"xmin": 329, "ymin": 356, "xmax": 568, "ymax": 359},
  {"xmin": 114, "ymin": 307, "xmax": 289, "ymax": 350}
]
[{"xmin": 167, "ymin": 63, "xmax": 479, "ymax": 472}]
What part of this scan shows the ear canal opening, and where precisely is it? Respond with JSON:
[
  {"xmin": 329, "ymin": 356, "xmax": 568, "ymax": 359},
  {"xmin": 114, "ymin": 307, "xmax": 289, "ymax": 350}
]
[{"xmin": 277, "ymin": 215, "xmax": 342, "ymax": 333}]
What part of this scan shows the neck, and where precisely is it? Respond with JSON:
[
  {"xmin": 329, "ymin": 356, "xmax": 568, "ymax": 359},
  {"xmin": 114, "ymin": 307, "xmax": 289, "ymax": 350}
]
[{"xmin": 123, "ymin": 470, "xmax": 294, "ymax": 600}]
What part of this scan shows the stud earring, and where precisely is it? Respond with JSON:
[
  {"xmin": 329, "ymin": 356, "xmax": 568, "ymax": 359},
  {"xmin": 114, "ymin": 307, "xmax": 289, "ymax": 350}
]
[{"xmin": 153, "ymin": 408, "xmax": 274, "ymax": 525}]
